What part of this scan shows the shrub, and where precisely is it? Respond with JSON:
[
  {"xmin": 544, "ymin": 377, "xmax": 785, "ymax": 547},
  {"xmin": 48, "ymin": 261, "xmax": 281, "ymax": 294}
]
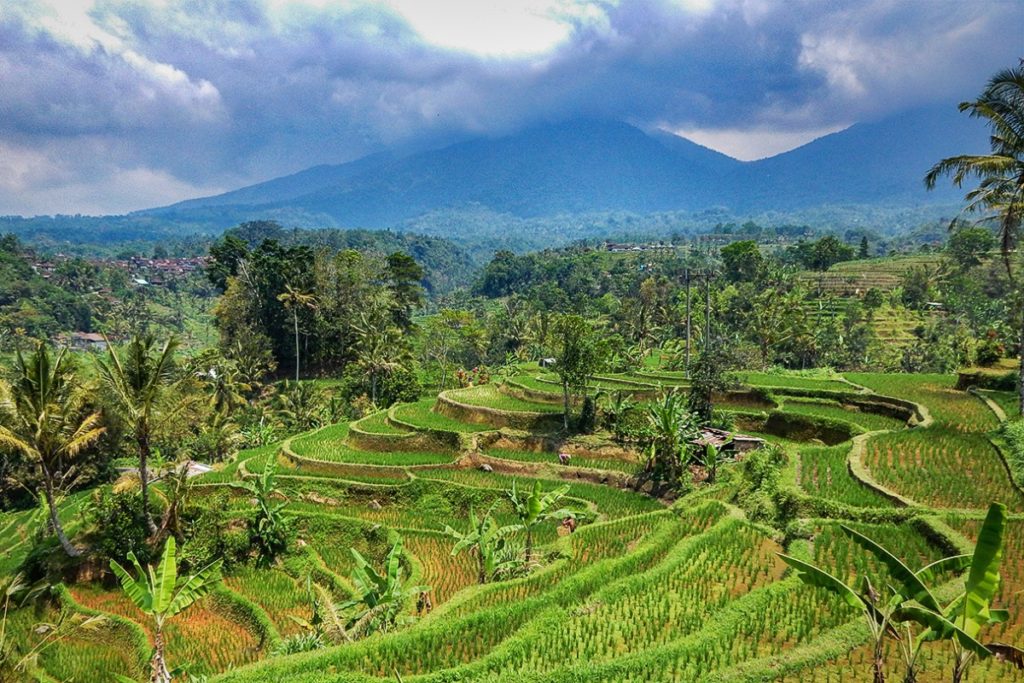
[
  {"xmin": 180, "ymin": 497, "xmax": 250, "ymax": 570},
  {"xmin": 576, "ymin": 396, "xmax": 598, "ymax": 433},
  {"xmin": 86, "ymin": 490, "xmax": 155, "ymax": 565}
]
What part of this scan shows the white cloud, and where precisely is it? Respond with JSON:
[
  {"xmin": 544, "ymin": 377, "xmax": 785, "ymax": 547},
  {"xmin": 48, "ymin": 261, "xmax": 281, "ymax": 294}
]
[
  {"xmin": 382, "ymin": 0, "xmax": 577, "ymax": 57},
  {"xmin": 668, "ymin": 123, "xmax": 850, "ymax": 161}
]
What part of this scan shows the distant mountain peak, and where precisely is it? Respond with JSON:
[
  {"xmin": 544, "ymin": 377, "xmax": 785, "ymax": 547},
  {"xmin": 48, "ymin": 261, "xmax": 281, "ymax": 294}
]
[{"xmin": 139, "ymin": 104, "xmax": 984, "ymax": 229}]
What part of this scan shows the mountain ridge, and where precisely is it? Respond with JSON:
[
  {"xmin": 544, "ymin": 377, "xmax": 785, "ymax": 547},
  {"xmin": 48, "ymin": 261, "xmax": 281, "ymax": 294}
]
[{"xmin": 136, "ymin": 104, "xmax": 983, "ymax": 231}]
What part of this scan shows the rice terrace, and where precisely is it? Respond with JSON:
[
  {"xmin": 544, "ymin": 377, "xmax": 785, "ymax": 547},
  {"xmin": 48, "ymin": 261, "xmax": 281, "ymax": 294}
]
[
  {"xmin": 1, "ymin": 1, "xmax": 1024, "ymax": 682},
  {"xmin": 2, "ymin": 357, "xmax": 1024, "ymax": 682}
]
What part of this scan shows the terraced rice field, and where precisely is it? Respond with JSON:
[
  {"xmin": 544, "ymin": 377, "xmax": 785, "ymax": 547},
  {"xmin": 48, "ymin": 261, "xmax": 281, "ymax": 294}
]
[
  {"xmin": 485, "ymin": 447, "xmax": 642, "ymax": 474},
  {"xmin": 780, "ymin": 398, "xmax": 907, "ymax": 432},
  {"xmin": 863, "ymin": 428, "xmax": 1023, "ymax": 511},
  {"xmin": 799, "ymin": 444, "xmax": 894, "ymax": 508},
  {"xmin": 392, "ymin": 398, "xmax": 496, "ymax": 432},
  {"xmin": 289, "ymin": 422, "xmax": 454, "ymax": 466},
  {"xmin": 7, "ymin": 369, "xmax": 1024, "ymax": 683},
  {"xmin": 446, "ymin": 384, "xmax": 564, "ymax": 412}
]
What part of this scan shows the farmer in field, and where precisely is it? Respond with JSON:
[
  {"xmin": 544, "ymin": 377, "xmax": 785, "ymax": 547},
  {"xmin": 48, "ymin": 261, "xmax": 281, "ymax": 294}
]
[{"xmin": 558, "ymin": 451, "xmax": 571, "ymax": 465}]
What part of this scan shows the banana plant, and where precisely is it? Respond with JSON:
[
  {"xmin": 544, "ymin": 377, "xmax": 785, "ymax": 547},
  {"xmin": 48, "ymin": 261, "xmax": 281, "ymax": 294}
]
[
  {"xmin": 236, "ymin": 457, "xmax": 290, "ymax": 565},
  {"xmin": 110, "ymin": 537, "xmax": 223, "ymax": 683},
  {"xmin": 507, "ymin": 480, "xmax": 576, "ymax": 562},
  {"xmin": 339, "ymin": 537, "xmax": 427, "ymax": 639},
  {"xmin": 779, "ymin": 524, "xmax": 972, "ymax": 683},
  {"xmin": 444, "ymin": 504, "xmax": 520, "ymax": 584},
  {"xmin": 897, "ymin": 503, "xmax": 1023, "ymax": 683},
  {"xmin": 697, "ymin": 438, "xmax": 729, "ymax": 484}
]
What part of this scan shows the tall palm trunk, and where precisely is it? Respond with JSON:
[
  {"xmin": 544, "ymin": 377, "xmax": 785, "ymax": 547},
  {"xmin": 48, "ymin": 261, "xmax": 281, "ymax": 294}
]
[
  {"xmin": 40, "ymin": 465, "xmax": 80, "ymax": 558},
  {"xmin": 293, "ymin": 310, "xmax": 300, "ymax": 382},
  {"xmin": 1019, "ymin": 310, "xmax": 1023, "ymax": 417},
  {"xmin": 138, "ymin": 429, "xmax": 157, "ymax": 535}
]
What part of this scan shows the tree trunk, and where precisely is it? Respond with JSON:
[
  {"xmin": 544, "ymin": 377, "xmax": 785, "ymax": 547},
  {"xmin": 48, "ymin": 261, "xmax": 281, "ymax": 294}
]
[
  {"xmin": 562, "ymin": 382, "xmax": 570, "ymax": 431},
  {"xmin": 525, "ymin": 528, "xmax": 533, "ymax": 564},
  {"xmin": 371, "ymin": 371, "xmax": 378, "ymax": 405},
  {"xmin": 139, "ymin": 431, "xmax": 158, "ymax": 535},
  {"xmin": 873, "ymin": 638, "xmax": 886, "ymax": 683},
  {"xmin": 151, "ymin": 624, "xmax": 172, "ymax": 683},
  {"xmin": 1018, "ymin": 308, "xmax": 1023, "ymax": 417},
  {"xmin": 477, "ymin": 548, "xmax": 486, "ymax": 585},
  {"xmin": 41, "ymin": 474, "xmax": 80, "ymax": 558},
  {"xmin": 294, "ymin": 311, "xmax": 300, "ymax": 382}
]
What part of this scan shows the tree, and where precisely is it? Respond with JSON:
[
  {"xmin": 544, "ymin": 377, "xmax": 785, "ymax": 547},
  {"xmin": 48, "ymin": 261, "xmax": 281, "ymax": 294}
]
[
  {"xmin": 946, "ymin": 227, "xmax": 997, "ymax": 271},
  {"xmin": 698, "ymin": 440, "xmax": 727, "ymax": 485},
  {"xmin": 0, "ymin": 345, "xmax": 105, "ymax": 557},
  {"xmin": 551, "ymin": 315, "xmax": 606, "ymax": 430},
  {"xmin": 720, "ymin": 240, "xmax": 763, "ymax": 282},
  {"xmin": 688, "ymin": 351, "xmax": 733, "ymax": 423},
  {"xmin": 277, "ymin": 285, "xmax": 317, "ymax": 382},
  {"xmin": 444, "ymin": 505, "xmax": 519, "ymax": 584},
  {"xmin": 205, "ymin": 234, "xmax": 249, "ymax": 292},
  {"xmin": 385, "ymin": 252, "xmax": 425, "ymax": 331},
  {"xmin": 353, "ymin": 312, "xmax": 410, "ymax": 405},
  {"xmin": 779, "ymin": 527, "xmax": 943, "ymax": 683},
  {"xmin": 340, "ymin": 538, "xmax": 425, "ymax": 638},
  {"xmin": 926, "ymin": 65, "xmax": 1024, "ymax": 416},
  {"xmin": 859, "ymin": 235, "xmax": 870, "ymax": 259},
  {"xmin": 97, "ymin": 334, "xmax": 181, "ymax": 534},
  {"xmin": 109, "ymin": 537, "xmax": 223, "ymax": 683},
  {"xmin": 507, "ymin": 480, "xmax": 575, "ymax": 563}
]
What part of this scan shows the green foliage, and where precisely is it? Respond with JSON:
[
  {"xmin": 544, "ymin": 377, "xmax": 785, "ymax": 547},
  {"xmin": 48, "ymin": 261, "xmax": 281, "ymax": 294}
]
[
  {"xmin": 109, "ymin": 536, "xmax": 224, "ymax": 683},
  {"xmin": 644, "ymin": 391, "xmax": 700, "ymax": 488},
  {"xmin": 720, "ymin": 240, "xmax": 764, "ymax": 282},
  {"xmin": 444, "ymin": 504, "xmax": 521, "ymax": 584},
  {"xmin": 339, "ymin": 537, "xmax": 425, "ymax": 638},
  {"xmin": 237, "ymin": 458, "xmax": 293, "ymax": 566},
  {"xmin": 947, "ymin": 227, "xmax": 997, "ymax": 271},
  {"xmin": 85, "ymin": 490, "xmax": 155, "ymax": 565}
]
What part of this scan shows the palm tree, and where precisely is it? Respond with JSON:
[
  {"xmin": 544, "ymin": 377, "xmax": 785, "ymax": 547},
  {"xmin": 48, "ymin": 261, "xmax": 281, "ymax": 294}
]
[
  {"xmin": 0, "ymin": 345, "xmax": 105, "ymax": 557},
  {"xmin": 277, "ymin": 285, "xmax": 317, "ymax": 382},
  {"xmin": 353, "ymin": 313, "xmax": 409, "ymax": 405},
  {"xmin": 925, "ymin": 65, "xmax": 1024, "ymax": 415},
  {"xmin": 110, "ymin": 537, "xmax": 223, "ymax": 683},
  {"xmin": 96, "ymin": 334, "xmax": 180, "ymax": 534},
  {"xmin": 507, "ymin": 480, "xmax": 575, "ymax": 563}
]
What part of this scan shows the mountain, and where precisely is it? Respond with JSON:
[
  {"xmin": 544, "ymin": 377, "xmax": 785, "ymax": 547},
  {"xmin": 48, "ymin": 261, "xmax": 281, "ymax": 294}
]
[
  {"xmin": 137, "ymin": 105, "xmax": 985, "ymax": 231},
  {"xmin": 727, "ymin": 104, "xmax": 986, "ymax": 210}
]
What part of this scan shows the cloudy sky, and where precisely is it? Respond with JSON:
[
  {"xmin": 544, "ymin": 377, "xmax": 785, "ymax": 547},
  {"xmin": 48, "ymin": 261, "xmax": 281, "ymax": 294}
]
[{"xmin": 0, "ymin": 0, "xmax": 1021, "ymax": 216}]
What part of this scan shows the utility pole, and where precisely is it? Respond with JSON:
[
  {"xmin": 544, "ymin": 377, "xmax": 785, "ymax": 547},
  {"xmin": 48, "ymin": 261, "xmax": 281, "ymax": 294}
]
[
  {"xmin": 704, "ymin": 270, "xmax": 712, "ymax": 355},
  {"xmin": 684, "ymin": 267, "xmax": 691, "ymax": 376}
]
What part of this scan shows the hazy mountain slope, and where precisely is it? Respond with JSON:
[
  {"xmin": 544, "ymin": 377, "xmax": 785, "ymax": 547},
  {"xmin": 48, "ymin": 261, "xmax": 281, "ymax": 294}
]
[
  {"xmin": 729, "ymin": 105, "xmax": 985, "ymax": 209},
  {"xmin": 132, "ymin": 105, "xmax": 985, "ymax": 230}
]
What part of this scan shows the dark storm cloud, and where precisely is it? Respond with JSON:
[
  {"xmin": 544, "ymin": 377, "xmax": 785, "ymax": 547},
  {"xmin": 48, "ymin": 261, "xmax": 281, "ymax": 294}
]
[{"xmin": 0, "ymin": 0, "xmax": 1021, "ymax": 215}]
